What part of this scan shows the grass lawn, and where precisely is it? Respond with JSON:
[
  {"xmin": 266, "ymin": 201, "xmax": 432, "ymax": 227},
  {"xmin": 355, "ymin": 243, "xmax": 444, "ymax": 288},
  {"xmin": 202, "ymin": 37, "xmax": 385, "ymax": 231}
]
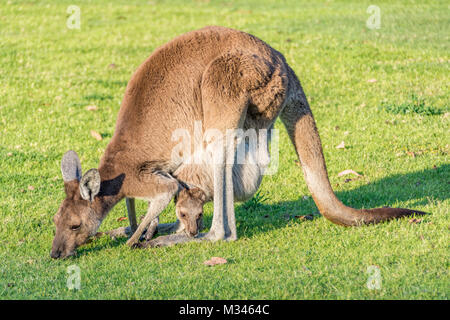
[{"xmin": 0, "ymin": 0, "xmax": 448, "ymax": 299}]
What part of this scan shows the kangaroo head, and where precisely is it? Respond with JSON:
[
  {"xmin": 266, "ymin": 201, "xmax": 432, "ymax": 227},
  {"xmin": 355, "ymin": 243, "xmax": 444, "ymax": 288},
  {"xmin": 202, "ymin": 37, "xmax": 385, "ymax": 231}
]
[
  {"xmin": 175, "ymin": 187, "xmax": 206, "ymax": 237},
  {"xmin": 51, "ymin": 151, "xmax": 102, "ymax": 259}
]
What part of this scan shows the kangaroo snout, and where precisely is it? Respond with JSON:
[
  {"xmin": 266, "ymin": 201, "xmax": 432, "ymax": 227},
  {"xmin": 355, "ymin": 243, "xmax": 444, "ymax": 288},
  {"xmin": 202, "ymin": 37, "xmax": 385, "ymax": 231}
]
[
  {"xmin": 50, "ymin": 247, "xmax": 75, "ymax": 259},
  {"xmin": 50, "ymin": 249, "xmax": 61, "ymax": 259},
  {"xmin": 50, "ymin": 233, "xmax": 76, "ymax": 259},
  {"xmin": 188, "ymin": 230, "xmax": 199, "ymax": 237}
]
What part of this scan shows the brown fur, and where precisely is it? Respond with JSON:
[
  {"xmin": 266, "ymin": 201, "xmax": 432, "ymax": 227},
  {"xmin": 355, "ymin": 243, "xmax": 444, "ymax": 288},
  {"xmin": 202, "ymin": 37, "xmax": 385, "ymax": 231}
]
[{"xmin": 51, "ymin": 26, "xmax": 426, "ymax": 258}]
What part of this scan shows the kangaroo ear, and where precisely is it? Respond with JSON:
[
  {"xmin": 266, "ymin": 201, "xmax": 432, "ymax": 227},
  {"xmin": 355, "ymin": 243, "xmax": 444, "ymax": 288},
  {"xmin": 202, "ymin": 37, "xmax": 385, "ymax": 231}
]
[
  {"xmin": 61, "ymin": 150, "xmax": 82, "ymax": 182},
  {"xmin": 79, "ymin": 169, "xmax": 101, "ymax": 202}
]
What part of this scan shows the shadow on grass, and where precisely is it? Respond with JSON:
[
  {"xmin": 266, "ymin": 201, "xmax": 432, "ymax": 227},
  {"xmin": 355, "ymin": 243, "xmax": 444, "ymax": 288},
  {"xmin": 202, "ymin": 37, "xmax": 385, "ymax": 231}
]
[
  {"xmin": 232, "ymin": 163, "xmax": 448, "ymax": 238},
  {"xmin": 75, "ymin": 236, "xmax": 129, "ymax": 258}
]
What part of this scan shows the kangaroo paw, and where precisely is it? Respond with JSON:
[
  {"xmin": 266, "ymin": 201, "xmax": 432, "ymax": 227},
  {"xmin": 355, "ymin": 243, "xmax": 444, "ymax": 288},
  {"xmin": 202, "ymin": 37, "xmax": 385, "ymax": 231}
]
[
  {"xmin": 144, "ymin": 233, "xmax": 196, "ymax": 248},
  {"xmin": 104, "ymin": 226, "xmax": 132, "ymax": 239}
]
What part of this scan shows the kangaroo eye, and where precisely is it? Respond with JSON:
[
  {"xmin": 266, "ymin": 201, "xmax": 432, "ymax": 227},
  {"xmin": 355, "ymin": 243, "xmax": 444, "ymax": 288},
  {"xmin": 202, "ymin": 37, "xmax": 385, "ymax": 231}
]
[
  {"xmin": 181, "ymin": 213, "xmax": 186, "ymax": 218},
  {"xmin": 71, "ymin": 225, "xmax": 81, "ymax": 231}
]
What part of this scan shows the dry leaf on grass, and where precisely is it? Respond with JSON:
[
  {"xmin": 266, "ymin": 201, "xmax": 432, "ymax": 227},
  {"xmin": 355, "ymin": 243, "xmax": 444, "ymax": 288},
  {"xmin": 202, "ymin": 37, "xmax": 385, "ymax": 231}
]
[
  {"xmin": 409, "ymin": 218, "xmax": 423, "ymax": 224},
  {"xmin": 302, "ymin": 266, "xmax": 312, "ymax": 275},
  {"xmin": 86, "ymin": 105, "xmax": 98, "ymax": 111},
  {"xmin": 295, "ymin": 214, "xmax": 314, "ymax": 221},
  {"xmin": 117, "ymin": 217, "xmax": 127, "ymax": 222},
  {"xmin": 90, "ymin": 130, "xmax": 102, "ymax": 141},
  {"xmin": 203, "ymin": 257, "xmax": 227, "ymax": 266},
  {"xmin": 367, "ymin": 78, "xmax": 377, "ymax": 83},
  {"xmin": 337, "ymin": 169, "xmax": 362, "ymax": 177},
  {"xmin": 336, "ymin": 141, "xmax": 345, "ymax": 149},
  {"xmin": 28, "ymin": 185, "xmax": 35, "ymax": 191}
]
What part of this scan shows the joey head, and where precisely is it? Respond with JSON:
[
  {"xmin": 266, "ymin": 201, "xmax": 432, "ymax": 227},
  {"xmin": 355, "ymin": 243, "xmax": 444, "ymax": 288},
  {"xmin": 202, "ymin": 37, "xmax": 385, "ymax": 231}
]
[{"xmin": 175, "ymin": 188, "xmax": 206, "ymax": 237}]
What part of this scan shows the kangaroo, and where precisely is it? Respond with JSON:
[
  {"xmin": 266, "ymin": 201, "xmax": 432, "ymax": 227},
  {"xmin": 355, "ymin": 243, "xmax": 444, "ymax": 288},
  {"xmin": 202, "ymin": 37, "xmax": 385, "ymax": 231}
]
[{"xmin": 51, "ymin": 26, "xmax": 426, "ymax": 258}]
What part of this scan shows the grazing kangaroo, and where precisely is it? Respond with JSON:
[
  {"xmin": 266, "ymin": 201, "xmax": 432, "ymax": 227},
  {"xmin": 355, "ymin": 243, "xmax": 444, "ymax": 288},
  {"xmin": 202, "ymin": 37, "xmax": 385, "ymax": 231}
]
[{"xmin": 51, "ymin": 26, "xmax": 426, "ymax": 258}]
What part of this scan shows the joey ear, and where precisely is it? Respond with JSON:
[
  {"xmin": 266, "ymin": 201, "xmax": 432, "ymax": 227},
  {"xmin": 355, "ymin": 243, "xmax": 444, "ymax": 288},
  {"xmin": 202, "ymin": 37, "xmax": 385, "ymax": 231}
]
[
  {"xmin": 190, "ymin": 188, "xmax": 206, "ymax": 202},
  {"xmin": 198, "ymin": 190, "xmax": 206, "ymax": 202},
  {"xmin": 61, "ymin": 150, "xmax": 82, "ymax": 182},
  {"xmin": 79, "ymin": 169, "xmax": 101, "ymax": 202}
]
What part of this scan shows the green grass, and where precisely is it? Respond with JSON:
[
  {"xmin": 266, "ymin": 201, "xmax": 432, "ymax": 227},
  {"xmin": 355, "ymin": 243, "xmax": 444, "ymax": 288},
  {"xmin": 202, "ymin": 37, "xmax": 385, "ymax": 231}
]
[
  {"xmin": 381, "ymin": 94, "xmax": 446, "ymax": 116},
  {"xmin": 0, "ymin": 0, "xmax": 449, "ymax": 299}
]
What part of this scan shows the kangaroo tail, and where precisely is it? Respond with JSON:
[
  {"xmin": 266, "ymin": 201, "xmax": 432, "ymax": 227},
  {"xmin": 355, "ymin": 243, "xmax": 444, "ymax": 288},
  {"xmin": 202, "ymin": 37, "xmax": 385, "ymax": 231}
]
[{"xmin": 280, "ymin": 86, "xmax": 427, "ymax": 226}]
